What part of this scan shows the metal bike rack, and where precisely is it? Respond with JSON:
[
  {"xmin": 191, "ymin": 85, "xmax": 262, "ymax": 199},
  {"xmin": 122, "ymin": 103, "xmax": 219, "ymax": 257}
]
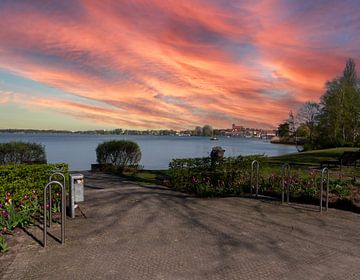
[
  {"xmin": 281, "ymin": 163, "xmax": 291, "ymax": 204},
  {"xmin": 43, "ymin": 181, "xmax": 66, "ymax": 248},
  {"xmin": 320, "ymin": 167, "xmax": 329, "ymax": 213},
  {"xmin": 250, "ymin": 160, "xmax": 260, "ymax": 197},
  {"xmin": 48, "ymin": 172, "xmax": 66, "ymax": 228}
]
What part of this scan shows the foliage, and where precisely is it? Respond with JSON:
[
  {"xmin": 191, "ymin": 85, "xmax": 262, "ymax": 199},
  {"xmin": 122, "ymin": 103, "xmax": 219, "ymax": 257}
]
[
  {"xmin": 194, "ymin": 126, "xmax": 203, "ymax": 136},
  {"xmin": 168, "ymin": 154, "xmax": 353, "ymax": 203},
  {"xmin": 0, "ymin": 141, "xmax": 47, "ymax": 165},
  {"xmin": 296, "ymin": 125, "xmax": 310, "ymax": 138},
  {"xmin": 169, "ymin": 155, "xmax": 267, "ymax": 196},
  {"xmin": 289, "ymin": 59, "xmax": 360, "ymax": 149},
  {"xmin": 0, "ymin": 163, "xmax": 67, "ymax": 253},
  {"xmin": 0, "ymin": 235, "xmax": 9, "ymax": 253},
  {"xmin": 0, "ymin": 191, "xmax": 41, "ymax": 253},
  {"xmin": 297, "ymin": 102, "xmax": 320, "ymax": 143},
  {"xmin": 316, "ymin": 59, "xmax": 360, "ymax": 147},
  {"xmin": 96, "ymin": 140, "xmax": 141, "ymax": 169},
  {"xmin": 278, "ymin": 122, "xmax": 289, "ymax": 137},
  {"xmin": 202, "ymin": 125, "xmax": 213, "ymax": 137},
  {"xmin": 0, "ymin": 163, "xmax": 68, "ymax": 203}
]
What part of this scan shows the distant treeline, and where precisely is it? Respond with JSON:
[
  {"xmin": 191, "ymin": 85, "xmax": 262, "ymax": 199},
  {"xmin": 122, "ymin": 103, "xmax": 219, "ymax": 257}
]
[{"xmin": 0, "ymin": 128, "xmax": 178, "ymax": 136}]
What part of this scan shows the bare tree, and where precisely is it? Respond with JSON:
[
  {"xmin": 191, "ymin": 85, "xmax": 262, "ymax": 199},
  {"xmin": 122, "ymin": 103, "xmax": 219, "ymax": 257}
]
[{"xmin": 297, "ymin": 102, "xmax": 320, "ymax": 142}]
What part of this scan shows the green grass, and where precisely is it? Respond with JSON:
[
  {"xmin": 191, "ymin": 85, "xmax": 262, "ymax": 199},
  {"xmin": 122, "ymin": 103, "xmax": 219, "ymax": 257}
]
[
  {"xmin": 268, "ymin": 147, "xmax": 360, "ymax": 166},
  {"xmin": 122, "ymin": 169, "xmax": 170, "ymax": 185}
]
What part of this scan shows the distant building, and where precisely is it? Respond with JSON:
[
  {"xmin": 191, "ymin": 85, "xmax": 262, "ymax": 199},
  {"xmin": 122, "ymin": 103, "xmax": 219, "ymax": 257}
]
[
  {"xmin": 232, "ymin": 124, "xmax": 243, "ymax": 132},
  {"xmin": 224, "ymin": 124, "xmax": 276, "ymax": 139}
]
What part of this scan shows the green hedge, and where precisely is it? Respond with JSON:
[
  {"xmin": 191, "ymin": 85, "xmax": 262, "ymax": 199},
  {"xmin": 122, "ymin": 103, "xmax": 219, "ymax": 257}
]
[
  {"xmin": 0, "ymin": 141, "xmax": 47, "ymax": 164},
  {"xmin": 0, "ymin": 163, "xmax": 69, "ymax": 202}
]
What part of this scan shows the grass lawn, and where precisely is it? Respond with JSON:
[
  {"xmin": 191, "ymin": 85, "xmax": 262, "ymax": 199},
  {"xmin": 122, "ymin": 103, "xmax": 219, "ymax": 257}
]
[{"xmin": 268, "ymin": 147, "xmax": 360, "ymax": 166}]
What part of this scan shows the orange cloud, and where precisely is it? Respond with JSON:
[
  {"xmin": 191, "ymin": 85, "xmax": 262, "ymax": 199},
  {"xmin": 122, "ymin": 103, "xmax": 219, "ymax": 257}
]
[{"xmin": 0, "ymin": 0, "xmax": 359, "ymax": 129}]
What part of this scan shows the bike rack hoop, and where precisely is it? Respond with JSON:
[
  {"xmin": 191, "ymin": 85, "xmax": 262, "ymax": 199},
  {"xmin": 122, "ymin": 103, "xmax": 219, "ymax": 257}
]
[
  {"xmin": 43, "ymin": 180, "xmax": 66, "ymax": 248},
  {"xmin": 250, "ymin": 160, "xmax": 260, "ymax": 197},
  {"xmin": 320, "ymin": 167, "xmax": 330, "ymax": 213},
  {"xmin": 281, "ymin": 163, "xmax": 291, "ymax": 204}
]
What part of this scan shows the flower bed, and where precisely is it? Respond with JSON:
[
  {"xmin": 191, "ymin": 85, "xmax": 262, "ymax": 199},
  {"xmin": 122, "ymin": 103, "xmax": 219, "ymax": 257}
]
[
  {"xmin": 0, "ymin": 163, "xmax": 68, "ymax": 253},
  {"xmin": 168, "ymin": 156, "xmax": 354, "ymax": 206}
]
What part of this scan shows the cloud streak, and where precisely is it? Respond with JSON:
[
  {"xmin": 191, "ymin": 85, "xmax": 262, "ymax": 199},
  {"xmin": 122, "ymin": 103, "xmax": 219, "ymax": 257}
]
[{"xmin": 0, "ymin": 0, "xmax": 359, "ymax": 129}]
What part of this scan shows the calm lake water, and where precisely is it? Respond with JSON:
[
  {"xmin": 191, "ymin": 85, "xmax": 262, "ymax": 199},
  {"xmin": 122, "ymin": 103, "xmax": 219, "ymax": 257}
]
[{"xmin": 0, "ymin": 134, "xmax": 297, "ymax": 170}]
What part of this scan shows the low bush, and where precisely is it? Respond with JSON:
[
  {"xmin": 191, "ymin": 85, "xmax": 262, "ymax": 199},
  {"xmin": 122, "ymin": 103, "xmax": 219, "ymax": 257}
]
[
  {"xmin": 169, "ymin": 155, "xmax": 267, "ymax": 196},
  {"xmin": 0, "ymin": 142, "xmax": 47, "ymax": 165},
  {"xmin": 96, "ymin": 140, "xmax": 141, "ymax": 170}
]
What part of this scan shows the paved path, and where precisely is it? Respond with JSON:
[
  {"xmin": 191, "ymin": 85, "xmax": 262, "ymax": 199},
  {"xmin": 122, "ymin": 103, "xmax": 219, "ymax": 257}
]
[{"xmin": 1, "ymin": 172, "xmax": 360, "ymax": 280}]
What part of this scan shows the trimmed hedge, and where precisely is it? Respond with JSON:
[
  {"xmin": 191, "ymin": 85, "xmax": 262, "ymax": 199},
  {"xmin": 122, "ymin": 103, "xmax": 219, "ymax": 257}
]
[
  {"xmin": 0, "ymin": 163, "xmax": 69, "ymax": 202},
  {"xmin": 0, "ymin": 142, "xmax": 47, "ymax": 165},
  {"xmin": 96, "ymin": 140, "xmax": 141, "ymax": 169}
]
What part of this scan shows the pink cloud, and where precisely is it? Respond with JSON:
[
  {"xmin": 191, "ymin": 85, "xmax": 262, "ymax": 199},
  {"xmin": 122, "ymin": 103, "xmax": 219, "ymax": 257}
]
[{"xmin": 0, "ymin": 0, "xmax": 359, "ymax": 129}]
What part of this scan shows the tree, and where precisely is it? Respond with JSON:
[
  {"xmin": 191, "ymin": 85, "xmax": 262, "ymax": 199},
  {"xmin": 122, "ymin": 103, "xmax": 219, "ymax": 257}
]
[
  {"xmin": 296, "ymin": 125, "xmax": 310, "ymax": 138},
  {"xmin": 297, "ymin": 102, "xmax": 320, "ymax": 142},
  {"xmin": 317, "ymin": 59, "xmax": 360, "ymax": 147},
  {"xmin": 287, "ymin": 111, "xmax": 297, "ymax": 136},
  {"xmin": 278, "ymin": 122, "xmax": 289, "ymax": 137},
  {"xmin": 202, "ymin": 125, "xmax": 213, "ymax": 137},
  {"xmin": 194, "ymin": 126, "xmax": 202, "ymax": 136}
]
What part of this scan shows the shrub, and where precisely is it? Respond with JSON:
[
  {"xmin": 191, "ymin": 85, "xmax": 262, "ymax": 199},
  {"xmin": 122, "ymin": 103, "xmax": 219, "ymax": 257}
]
[
  {"xmin": 168, "ymin": 156, "xmax": 354, "ymax": 201},
  {"xmin": 0, "ymin": 163, "xmax": 68, "ymax": 203},
  {"xmin": 96, "ymin": 140, "xmax": 141, "ymax": 169},
  {"xmin": 0, "ymin": 142, "xmax": 47, "ymax": 165}
]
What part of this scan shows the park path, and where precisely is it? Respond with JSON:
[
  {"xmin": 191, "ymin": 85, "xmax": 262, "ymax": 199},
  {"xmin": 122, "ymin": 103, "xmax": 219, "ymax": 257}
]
[{"xmin": 1, "ymin": 172, "xmax": 360, "ymax": 280}]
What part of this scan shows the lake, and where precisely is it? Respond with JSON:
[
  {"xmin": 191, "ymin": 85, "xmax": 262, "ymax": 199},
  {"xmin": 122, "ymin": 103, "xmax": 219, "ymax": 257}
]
[{"xmin": 0, "ymin": 134, "xmax": 297, "ymax": 170}]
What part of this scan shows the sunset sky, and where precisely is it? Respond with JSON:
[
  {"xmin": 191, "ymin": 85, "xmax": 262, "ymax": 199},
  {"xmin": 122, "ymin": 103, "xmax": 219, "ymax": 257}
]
[{"xmin": 0, "ymin": 0, "xmax": 359, "ymax": 130}]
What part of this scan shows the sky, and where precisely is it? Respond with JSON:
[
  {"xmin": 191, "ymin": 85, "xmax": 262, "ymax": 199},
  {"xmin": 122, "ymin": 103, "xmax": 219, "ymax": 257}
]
[{"xmin": 0, "ymin": 0, "xmax": 359, "ymax": 131}]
